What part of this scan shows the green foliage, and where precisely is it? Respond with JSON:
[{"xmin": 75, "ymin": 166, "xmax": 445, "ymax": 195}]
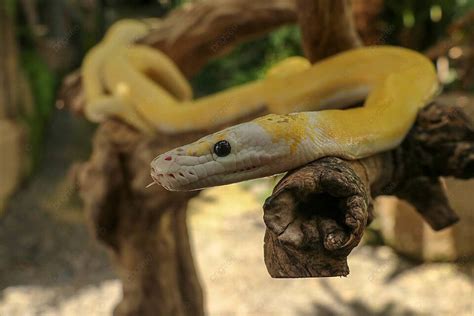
[
  {"xmin": 363, "ymin": 221, "xmax": 386, "ymax": 247},
  {"xmin": 383, "ymin": 0, "xmax": 474, "ymax": 49},
  {"xmin": 5, "ymin": 0, "xmax": 57, "ymax": 172},
  {"xmin": 3, "ymin": 0, "xmax": 16, "ymax": 16},
  {"xmin": 164, "ymin": 0, "xmax": 189, "ymax": 10},
  {"xmin": 20, "ymin": 51, "xmax": 57, "ymax": 169},
  {"xmin": 191, "ymin": 25, "xmax": 303, "ymax": 96},
  {"xmin": 192, "ymin": 2, "xmax": 473, "ymax": 96}
]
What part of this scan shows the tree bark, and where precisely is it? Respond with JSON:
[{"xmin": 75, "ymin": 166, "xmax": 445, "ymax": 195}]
[
  {"xmin": 78, "ymin": 121, "xmax": 205, "ymax": 315},
  {"xmin": 296, "ymin": 0, "xmax": 361, "ymax": 62},
  {"xmin": 139, "ymin": 0, "xmax": 298, "ymax": 77}
]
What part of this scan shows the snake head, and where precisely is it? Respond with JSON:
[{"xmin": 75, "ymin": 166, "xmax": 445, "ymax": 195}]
[{"xmin": 150, "ymin": 119, "xmax": 291, "ymax": 191}]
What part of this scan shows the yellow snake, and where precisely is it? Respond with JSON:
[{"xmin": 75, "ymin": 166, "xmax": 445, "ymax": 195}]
[{"xmin": 82, "ymin": 20, "xmax": 439, "ymax": 191}]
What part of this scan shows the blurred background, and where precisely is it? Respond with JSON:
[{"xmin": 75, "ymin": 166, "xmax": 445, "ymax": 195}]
[{"xmin": 0, "ymin": 0, "xmax": 473, "ymax": 315}]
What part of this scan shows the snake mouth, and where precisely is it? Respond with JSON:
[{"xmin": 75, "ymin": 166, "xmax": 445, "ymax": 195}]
[
  {"xmin": 229, "ymin": 165, "xmax": 259, "ymax": 174},
  {"xmin": 151, "ymin": 169, "xmax": 195, "ymax": 187},
  {"xmin": 190, "ymin": 168, "xmax": 265, "ymax": 191}
]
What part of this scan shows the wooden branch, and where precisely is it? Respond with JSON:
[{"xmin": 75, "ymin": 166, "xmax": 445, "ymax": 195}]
[
  {"xmin": 264, "ymin": 156, "xmax": 374, "ymax": 277},
  {"xmin": 263, "ymin": 0, "xmax": 473, "ymax": 278},
  {"xmin": 392, "ymin": 103, "xmax": 474, "ymax": 228},
  {"xmin": 263, "ymin": 102, "xmax": 473, "ymax": 277},
  {"xmin": 139, "ymin": 0, "xmax": 297, "ymax": 77},
  {"xmin": 296, "ymin": 0, "xmax": 362, "ymax": 63}
]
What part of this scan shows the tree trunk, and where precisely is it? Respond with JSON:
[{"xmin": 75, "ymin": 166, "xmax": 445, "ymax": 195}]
[{"xmin": 59, "ymin": 1, "xmax": 295, "ymax": 314}]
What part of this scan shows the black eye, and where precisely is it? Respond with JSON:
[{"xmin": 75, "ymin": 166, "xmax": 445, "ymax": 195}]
[{"xmin": 213, "ymin": 140, "xmax": 231, "ymax": 157}]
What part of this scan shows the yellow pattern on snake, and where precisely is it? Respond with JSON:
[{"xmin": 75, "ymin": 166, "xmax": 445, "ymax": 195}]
[{"xmin": 81, "ymin": 20, "xmax": 439, "ymax": 191}]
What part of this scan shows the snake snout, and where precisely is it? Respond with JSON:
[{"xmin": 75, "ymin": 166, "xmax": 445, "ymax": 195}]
[{"xmin": 150, "ymin": 150, "xmax": 191, "ymax": 190}]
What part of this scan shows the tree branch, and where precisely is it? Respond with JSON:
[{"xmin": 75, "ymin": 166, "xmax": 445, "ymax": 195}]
[
  {"xmin": 296, "ymin": 0, "xmax": 362, "ymax": 63},
  {"xmin": 139, "ymin": 0, "xmax": 297, "ymax": 77},
  {"xmin": 263, "ymin": 102, "xmax": 473, "ymax": 277},
  {"xmin": 262, "ymin": 0, "xmax": 473, "ymax": 278}
]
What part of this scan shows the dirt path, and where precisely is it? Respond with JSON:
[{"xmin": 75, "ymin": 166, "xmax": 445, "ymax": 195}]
[{"xmin": 0, "ymin": 110, "xmax": 116, "ymax": 314}]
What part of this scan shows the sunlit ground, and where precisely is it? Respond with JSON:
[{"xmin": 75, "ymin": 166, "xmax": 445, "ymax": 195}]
[
  {"xmin": 0, "ymin": 97, "xmax": 473, "ymax": 315},
  {"xmin": 188, "ymin": 183, "xmax": 473, "ymax": 316}
]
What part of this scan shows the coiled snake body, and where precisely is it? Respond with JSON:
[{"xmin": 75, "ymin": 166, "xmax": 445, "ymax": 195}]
[{"xmin": 82, "ymin": 20, "xmax": 439, "ymax": 192}]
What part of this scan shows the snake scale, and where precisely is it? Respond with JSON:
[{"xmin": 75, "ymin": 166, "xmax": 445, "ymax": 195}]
[{"xmin": 82, "ymin": 20, "xmax": 439, "ymax": 191}]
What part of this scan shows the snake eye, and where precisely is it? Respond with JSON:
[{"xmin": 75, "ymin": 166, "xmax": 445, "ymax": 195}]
[{"xmin": 213, "ymin": 140, "xmax": 231, "ymax": 157}]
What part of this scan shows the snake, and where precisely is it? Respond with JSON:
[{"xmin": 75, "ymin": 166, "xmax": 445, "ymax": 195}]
[{"xmin": 81, "ymin": 20, "xmax": 439, "ymax": 192}]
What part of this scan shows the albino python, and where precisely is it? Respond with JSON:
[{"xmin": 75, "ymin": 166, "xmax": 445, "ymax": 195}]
[{"xmin": 82, "ymin": 20, "xmax": 439, "ymax": 192}]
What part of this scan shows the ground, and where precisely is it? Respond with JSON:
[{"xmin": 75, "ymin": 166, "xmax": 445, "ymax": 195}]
[{"xmin": 0, "ymin": 110, "xmax": 472, "ymax": 316}]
